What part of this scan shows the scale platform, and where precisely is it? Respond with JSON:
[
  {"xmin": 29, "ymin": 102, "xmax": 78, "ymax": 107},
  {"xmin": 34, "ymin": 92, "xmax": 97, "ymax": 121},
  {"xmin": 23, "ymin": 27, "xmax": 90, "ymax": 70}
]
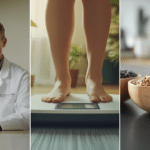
[{"xmin": 31, "ymin": 94, "xmax": 119, "ymax": 125}]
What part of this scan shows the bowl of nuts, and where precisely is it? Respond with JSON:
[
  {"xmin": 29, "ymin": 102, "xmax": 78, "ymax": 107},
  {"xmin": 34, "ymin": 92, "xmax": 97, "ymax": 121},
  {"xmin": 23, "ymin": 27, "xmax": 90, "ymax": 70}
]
[
  {"xmin": 128, "ymin": 75, "xmax": 150, "ymax": 112},
  {"xmin": 120, "ymin": 70, "xmax": 140, "ymax": 102}
]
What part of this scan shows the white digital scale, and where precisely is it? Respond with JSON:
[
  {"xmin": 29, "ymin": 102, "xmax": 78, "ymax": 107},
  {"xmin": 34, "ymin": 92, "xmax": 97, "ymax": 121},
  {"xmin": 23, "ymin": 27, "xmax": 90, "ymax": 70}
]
[{"xmin": 31, "ymin": 94, "xmax": 119, "ymax": 124}]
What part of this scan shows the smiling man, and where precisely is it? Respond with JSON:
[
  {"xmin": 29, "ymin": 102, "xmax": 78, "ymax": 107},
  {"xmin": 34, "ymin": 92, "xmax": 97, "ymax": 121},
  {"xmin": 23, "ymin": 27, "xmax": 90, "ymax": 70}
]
[{"xmin": 0, "ymin": 23, "xmax": 30, "ymax": 131}]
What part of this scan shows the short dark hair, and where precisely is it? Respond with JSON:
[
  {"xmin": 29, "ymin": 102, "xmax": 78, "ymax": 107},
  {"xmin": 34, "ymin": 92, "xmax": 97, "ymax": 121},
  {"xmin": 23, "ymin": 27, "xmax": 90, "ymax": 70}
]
[{"xmin": 0, "ymin": 23, "xmax": 5, "ymax": 40}]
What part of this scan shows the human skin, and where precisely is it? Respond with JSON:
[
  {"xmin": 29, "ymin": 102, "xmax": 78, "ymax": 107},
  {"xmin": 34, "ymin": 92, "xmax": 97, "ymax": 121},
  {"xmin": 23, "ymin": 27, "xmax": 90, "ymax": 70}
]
[
  {"xmin": 0, "ymin": 32, "xmax": 7, "ymax": 61},
  {"xmin": 42, "ymin": 0, "xmax": 112, "ymax": 103},
  {"xmin": 82, "ymin": 0, "xmax": 112, "ymax": 103}
]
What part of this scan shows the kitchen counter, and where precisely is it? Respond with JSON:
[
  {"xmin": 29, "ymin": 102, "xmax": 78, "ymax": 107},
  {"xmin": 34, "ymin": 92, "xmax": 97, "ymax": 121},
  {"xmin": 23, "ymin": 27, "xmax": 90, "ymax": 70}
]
[
  {"xmin": 121, "ymin": 58, "xmax": 150, "ymax": 66},
  {"xmin": 121, "ymin": 99, "xmax": 150, "ymax": 150},
  {"xmin": 0, "ymin": 131, "xmax": 30, "ymax": 150},
  {"xmin": 121, "ymin": 58, "xmax": 150, "ymax": 149},
  {"xmin": 121, "ymin": 59, "xmax": 150, "ymax": 77}
]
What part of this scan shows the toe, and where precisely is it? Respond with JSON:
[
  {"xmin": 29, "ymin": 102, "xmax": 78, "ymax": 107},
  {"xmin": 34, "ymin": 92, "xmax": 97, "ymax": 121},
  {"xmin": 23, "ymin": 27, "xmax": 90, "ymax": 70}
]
[
  {"xmin": 66, "ymin": 93, "xmax": 70, "ymax": 96},
  {"xmin": 52, "ymin": 96, "xmax": 64, "ymax": 103},
  {"xmin": 66, "ymin": 90, "xmax": 71, "ymax": 96},
  {"xmin": 100, "ymin": 96, "xmax": 107, "ymax": 103},
  {"xmin": 106, "ymin": 95, "xmax": 113, "ymax": 102},
  {"xmin": 42, "ymin": 97, "xmax": 54, "ymax": 103},
  {"xmin": 46, "ymin": 97, "xmax": 53, "ymax": 103},
  {"xmin": 41, "ymin": 97, "xmax": 47, "ymax": 102},
  {"xmin": 100, "ymin": 95, "xmax": 112, "ymax": 103},
  {"xmin": 41, "ymin": 96, "xmax": 46, "ymax": 101},
  {"xmin": 89, "ymin": 95, "xmax": 100, "ymax": 103}
]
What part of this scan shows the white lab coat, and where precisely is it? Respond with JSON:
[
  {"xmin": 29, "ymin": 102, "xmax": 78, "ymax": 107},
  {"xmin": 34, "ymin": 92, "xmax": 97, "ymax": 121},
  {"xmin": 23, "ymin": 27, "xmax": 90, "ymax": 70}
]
[{"xmin": 0, "ymin": 58, "xmax": 29, "ymax": 130}]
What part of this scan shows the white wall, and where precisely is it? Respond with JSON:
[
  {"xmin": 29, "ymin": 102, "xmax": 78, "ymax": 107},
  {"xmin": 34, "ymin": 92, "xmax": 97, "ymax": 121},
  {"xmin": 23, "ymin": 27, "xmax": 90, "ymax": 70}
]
[
  {"xmin": 0, "ymin": 0, "xmax": 30, "ymax": 72},
  {"xmin": 121, "ymin": 0, "xmax": 150, "ymax": 47}
]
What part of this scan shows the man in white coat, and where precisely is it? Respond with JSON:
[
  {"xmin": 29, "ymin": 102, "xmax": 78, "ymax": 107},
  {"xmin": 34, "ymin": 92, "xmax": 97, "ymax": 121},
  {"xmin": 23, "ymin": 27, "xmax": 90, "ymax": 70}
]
[{"xmin": 0, "ymin": 23, "xmax": 30, "ymax": 131}]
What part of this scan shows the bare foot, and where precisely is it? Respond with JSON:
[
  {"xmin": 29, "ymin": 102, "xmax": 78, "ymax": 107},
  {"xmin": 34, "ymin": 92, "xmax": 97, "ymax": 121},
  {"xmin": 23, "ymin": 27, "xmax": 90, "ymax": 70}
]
[
  {"xmin": 41, "ymin": 79, "xmax": 71, "ymax": 103},
  {"xmin": 85, "ymin": 77, "xmax": 112, "ymax": 103}
]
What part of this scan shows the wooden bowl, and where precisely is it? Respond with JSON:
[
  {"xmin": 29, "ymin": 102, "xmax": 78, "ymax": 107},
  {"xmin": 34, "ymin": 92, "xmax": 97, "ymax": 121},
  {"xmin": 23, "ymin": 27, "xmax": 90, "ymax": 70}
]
[
  {"xmin": 128, "ymin": 79, "xmax": 150, "ymax": 112},
  {"xmin": 120, "ymin": 74, "xmax": 140, "ymax": 102}
]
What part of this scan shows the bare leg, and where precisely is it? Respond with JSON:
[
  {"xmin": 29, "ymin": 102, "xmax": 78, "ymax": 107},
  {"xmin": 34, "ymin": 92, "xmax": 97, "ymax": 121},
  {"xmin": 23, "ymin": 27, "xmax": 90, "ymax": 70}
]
[
  {"xmin": 82, "ymin": 0, "xmax": 112, "ymax": 103},
  {"xmin": 42, "ymin": 0, "xmax": 75, "ymax": 103}
]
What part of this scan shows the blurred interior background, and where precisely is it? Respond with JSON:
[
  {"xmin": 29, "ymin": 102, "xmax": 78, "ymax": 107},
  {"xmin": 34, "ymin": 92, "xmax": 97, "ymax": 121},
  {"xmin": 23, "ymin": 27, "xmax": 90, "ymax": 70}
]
[
  {"xmin": 0, "ymin": 1, "xmax": 30, "ymax": 150},
  {"xmin": 0, "ymin": 0, "xmax": 30, "ymax": 71},
  {"xmin": 121, "ymin": 0, "xmax": 150, "ymax": 76},
  {"xmin": 121, "ymin": 1, "xmax": 150, "ymax": 150},
  {"xmin": 31, "ymin": 0, "xmax": 119, "ymax": 95}
]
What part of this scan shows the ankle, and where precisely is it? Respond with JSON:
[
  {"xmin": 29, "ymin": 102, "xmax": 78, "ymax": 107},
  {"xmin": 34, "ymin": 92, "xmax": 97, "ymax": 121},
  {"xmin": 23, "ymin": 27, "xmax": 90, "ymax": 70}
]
[
  {"xmin": 85, "ymin": 73, "xmax": 102, "ymax": 81},
  {"xmin": 55, "ymin": 76, "xmax": 71, "ymax": 85},
  {"xmin": 85, "ymin": 73, "xmax": 102, "ymax": 83}
]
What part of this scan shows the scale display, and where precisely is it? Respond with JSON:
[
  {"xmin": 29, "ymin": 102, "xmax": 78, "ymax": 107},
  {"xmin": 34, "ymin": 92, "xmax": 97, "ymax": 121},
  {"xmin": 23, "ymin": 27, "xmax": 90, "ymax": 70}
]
[{"xmin": 56, "ymin": 103, "xmax": 100, "ymax": 109}]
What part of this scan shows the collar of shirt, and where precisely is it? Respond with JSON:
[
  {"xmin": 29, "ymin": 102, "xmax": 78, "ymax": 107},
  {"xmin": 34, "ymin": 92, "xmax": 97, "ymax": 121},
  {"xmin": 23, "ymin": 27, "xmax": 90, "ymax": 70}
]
[
  {"xmin": 0, "ymin": 57, "xmax": 10, "ymax": 79},
  {"xmin": 0, "ymin": 55, "xmax": 4, "ymax": 70}
]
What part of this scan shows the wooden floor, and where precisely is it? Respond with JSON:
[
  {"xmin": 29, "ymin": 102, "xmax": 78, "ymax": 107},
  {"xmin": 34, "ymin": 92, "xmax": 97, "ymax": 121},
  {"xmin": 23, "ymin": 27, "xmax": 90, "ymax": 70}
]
[
  {"xmin": 31, "ymin": 85, "xmax": 119, "ymax": 96},
  {"xmin": 31, "ymin": 126, "xmax": 119, "ymax": 150}
]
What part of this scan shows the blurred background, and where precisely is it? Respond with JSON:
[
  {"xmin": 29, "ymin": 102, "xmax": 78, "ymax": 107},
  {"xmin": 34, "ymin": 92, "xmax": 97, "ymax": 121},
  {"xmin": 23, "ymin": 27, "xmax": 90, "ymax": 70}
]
[
  {"xmin": 0, "ymin": 1, "xmax": 29, "ymax": 150},
  {"xmin": 31, "ymin": 0, "xmax": 119, "ymax": 96},
  {"xmin": 121, "ymin": 0, "xmax": 150, "ymax": 76},
  {"xmin": 121, "ymin": 1, "xmax": 150, "ymax": 150},
  {"xmin": 0, "ymin": 0, "xmax": 30, "ymax": 72}
]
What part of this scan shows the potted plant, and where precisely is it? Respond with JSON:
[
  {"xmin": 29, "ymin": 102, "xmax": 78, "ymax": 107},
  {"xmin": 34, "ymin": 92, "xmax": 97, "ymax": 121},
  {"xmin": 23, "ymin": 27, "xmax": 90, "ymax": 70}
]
[
  {"xmin": 31, "ymin": 20, "xmax": 37, "ymax": 87},
  {"xmin": 102, "ymin": 3, "xmax": 119, "ymax": 84},
  {"xmin": 69, "ymin": 44, "xmax": 86, "ymax": 87},
  {"xmin": 102, "ymin": 50, "xmax": 119, "ymax": 84}
]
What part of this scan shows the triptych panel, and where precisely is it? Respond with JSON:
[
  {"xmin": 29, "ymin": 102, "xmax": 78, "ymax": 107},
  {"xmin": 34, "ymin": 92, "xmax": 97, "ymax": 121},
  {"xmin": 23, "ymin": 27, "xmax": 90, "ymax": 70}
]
[{"xmin": 0, "ymin": 0, "xmax": 150, "ymax": 150}]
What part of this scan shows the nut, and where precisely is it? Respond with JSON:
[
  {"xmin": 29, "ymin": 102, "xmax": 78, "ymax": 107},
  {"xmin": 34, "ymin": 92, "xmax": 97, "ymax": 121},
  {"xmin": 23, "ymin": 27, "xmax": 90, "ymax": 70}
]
[{"xmin": 131, "ymin": 75, "xmax": 150, "ymax": 86}]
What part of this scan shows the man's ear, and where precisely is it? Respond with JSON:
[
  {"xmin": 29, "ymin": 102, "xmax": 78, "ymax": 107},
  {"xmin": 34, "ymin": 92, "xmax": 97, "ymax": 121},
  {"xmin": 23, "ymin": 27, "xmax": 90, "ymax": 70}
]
[{"xmin": 2, "ymin": 37, "xmax": 7, "ymax": 47}]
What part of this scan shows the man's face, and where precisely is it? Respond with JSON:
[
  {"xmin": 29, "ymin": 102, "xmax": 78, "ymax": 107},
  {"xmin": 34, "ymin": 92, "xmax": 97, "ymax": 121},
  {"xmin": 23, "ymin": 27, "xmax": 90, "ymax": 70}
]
[{"xmin": 0, "ymin": 32, "xmax": 7, "ymax": 60}]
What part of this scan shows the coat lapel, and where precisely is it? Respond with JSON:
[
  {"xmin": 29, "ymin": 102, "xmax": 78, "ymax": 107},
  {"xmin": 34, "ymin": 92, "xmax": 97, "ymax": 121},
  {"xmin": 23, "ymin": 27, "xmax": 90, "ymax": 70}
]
[{"xmin": 0, "ymin": 57, "xmax": 10, "ymax": 79}]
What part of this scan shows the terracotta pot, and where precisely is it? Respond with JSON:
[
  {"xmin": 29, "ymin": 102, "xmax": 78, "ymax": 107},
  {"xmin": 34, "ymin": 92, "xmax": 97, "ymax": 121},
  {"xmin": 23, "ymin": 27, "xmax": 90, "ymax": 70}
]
[
  {"xmin": 69, "ymin": 69, "xmax": 79, "ymax": 87},
  {"xmin": 31, "ymin": 75, "xmax": 35, "ymax": 87}
]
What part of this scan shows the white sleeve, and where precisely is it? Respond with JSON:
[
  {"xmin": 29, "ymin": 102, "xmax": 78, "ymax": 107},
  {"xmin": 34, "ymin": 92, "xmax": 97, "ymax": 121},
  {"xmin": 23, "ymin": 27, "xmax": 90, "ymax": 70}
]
[{"xmin": 0, "ymin": 72, "xmax": 30, "ymax": 131}]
